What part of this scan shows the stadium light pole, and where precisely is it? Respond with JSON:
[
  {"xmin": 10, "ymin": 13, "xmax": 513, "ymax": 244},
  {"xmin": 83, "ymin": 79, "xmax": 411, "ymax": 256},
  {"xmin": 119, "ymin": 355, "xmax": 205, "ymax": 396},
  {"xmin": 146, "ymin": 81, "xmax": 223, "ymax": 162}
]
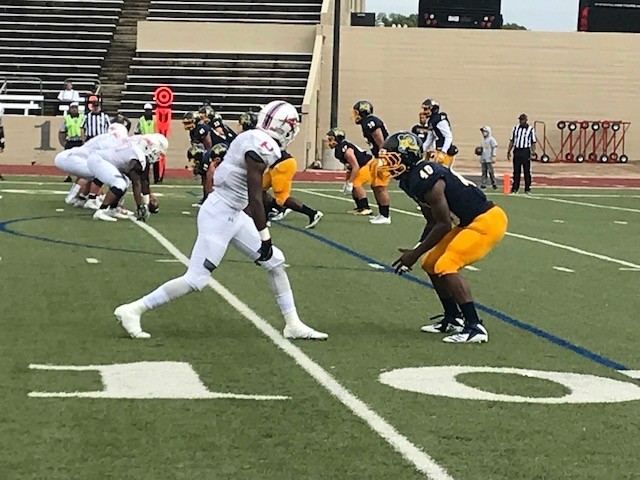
[{"xmin": 330, "ymin": 0, "xmax": 341, "ymax": 128}]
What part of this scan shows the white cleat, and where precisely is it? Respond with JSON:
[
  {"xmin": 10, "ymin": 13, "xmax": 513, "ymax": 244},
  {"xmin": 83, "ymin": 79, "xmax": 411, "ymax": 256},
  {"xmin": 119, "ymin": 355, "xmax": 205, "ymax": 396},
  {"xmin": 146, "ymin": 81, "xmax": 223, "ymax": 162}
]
[
  {"xmin": 64, "ymin": 195, "xmax": 77, "ymax": 205},
  {"xmin": 83, "ymin": 198, "xmax": 101, "ymax": 210},
  {"xmin": 107, "ymin": 207, "xmax": 129, "ymax": 220},
  {"xmin": 421, "ymin": 314, "xmax": 464, "ymax": 334},
  {"xmin": 305, "ymin": 211, "xmax": 324, "ymax": 229},
  {"xmin": 369, "ymin": 214, "xmax": 391, "ymax": 225},
  {"xmin": 73, "ymin": 198, "xmax": 87, "ymax": 208},
  {"xmin": 283, "ymin": 322, "xmax": 328, "ymax": 340},
  {"xmin": 93, "ymin": 209, "xmax": 118, "ymax": 222},
  {"xmin": 114, "ymin": 304, "xmax": 151, "ymax": 339},
  {"xmin": 443, "ymin": 324, "xmax": 489, "ymax": 344}
]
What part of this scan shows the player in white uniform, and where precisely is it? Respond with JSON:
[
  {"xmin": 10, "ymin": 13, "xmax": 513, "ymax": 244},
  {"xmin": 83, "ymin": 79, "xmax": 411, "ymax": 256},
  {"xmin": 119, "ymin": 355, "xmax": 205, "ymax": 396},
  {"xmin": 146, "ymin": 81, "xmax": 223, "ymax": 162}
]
[
  {"xmin": 88, "ymin": 133, "xmax": 168, "ymax": 222},
  {"xmin": 114, "ymin": 101, "xmax": 328, "ymax": 341},
  {"xmin": 55, "ymin": 123, "xmax": 129, "ymax": 206}
]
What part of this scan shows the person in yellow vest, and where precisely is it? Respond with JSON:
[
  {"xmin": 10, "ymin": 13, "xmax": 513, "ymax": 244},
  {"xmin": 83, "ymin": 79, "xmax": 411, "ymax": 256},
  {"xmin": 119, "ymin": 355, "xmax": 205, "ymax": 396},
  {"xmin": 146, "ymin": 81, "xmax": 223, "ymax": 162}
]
[
  {"xmin": 135, "ymin": 103, "xmax": 155, "ymax": 135},
  {"xmin": 58, "ymin": 102, "xmax": 85, "ymax": 149},
  {"xmin": 135, "ymin": 103, "xmax": 160, "ymax": 182}
]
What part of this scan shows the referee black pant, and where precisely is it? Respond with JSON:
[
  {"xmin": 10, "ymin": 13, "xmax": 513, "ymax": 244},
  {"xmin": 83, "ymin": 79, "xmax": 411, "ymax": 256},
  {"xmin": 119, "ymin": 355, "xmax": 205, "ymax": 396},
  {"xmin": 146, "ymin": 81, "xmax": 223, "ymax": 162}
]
[{"xmin": 512, "ymin": 148, "xmax": 532, "ymax": 192}]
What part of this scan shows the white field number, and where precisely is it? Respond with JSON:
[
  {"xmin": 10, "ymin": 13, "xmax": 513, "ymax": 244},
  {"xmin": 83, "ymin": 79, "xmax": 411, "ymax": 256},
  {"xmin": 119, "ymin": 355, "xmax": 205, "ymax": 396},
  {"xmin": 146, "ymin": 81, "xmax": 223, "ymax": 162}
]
[{"xmin": 379, "ymin": 366, "xmax": 640, "ymax": 404}]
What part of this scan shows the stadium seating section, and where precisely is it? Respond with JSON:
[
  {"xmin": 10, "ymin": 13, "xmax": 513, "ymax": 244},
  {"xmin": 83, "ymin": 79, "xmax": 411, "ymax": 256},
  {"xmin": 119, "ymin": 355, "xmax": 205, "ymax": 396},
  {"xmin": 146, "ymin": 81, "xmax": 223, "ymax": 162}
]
[
  {"xmin": 119, "ymin": 50, "xmax": 311, "ymax": 119},
  {"xmin": 0, "ymin": 0, "xmax": 123, "ymax": 113},
  {"xmin": 147, "ymin": 0, "xmax": 323, "ymax": 24},
  {"xmin": 0, "ymin": 0, "xmax": 322, "ymax": 117}
]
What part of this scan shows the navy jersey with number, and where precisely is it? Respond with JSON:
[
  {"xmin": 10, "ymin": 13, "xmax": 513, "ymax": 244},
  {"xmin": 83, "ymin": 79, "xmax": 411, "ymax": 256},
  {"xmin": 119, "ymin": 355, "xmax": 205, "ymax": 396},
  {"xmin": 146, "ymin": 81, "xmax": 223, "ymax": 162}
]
[
  {"xmin": 209, "ymin": 116, "xmax": 237, "ymax": 143},
  {"xmin": 360, "ymin": 115, "xmax": 389, "ymax": 157},
  {"xmin": 399, "ymin": 161, "xmax": 494, "ymax": 227},
  {"xmin": 334, "ymin": 140, "xmax": 372, "ymax": 168},
  {"xmin": 190, "ymin": 122, "xmax": 211, "ymax": 144},
  {"xmin": 411, "ymin": 124, "xmax": 430, "ymax": 144}
]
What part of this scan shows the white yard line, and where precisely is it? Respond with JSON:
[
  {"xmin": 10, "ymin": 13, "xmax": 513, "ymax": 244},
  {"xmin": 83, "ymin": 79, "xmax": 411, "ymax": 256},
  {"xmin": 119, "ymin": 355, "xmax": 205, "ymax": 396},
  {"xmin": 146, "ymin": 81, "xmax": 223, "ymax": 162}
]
[
  {"xmin": 619, "ymin": 370, "xmax": 640, "ymax": 380},
  {"xmin": 523, "ymin": 195, "xmax": 640, "ymax": 214},
  {"xmin": 552, "ymin": 267, "xmax": 574, "ymax": 273},
  {"xmin": 131, "ymin": 219, "xmax": 453, "ymax": 480},
  {"xmin": 296, "ymin": 189, "xmax": 640, "ymax": 270}
]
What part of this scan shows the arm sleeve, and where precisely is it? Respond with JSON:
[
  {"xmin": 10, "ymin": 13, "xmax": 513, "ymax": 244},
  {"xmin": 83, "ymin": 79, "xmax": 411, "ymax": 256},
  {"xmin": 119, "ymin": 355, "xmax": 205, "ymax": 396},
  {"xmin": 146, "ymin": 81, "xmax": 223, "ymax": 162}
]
[
  {"xmin": 530, "ymin": 128, "xmax": 537, "ymax": 144},
  {"xmin": 423, "ymin": 131, "xmax": 436, "ymax": 151},
  {"xmin": 437, "ymin": 120, "xmax": 453, "ymax": 152},
  {"xmin": 509, "ymin": 127, "xmax": 515, "ymax": 142}
]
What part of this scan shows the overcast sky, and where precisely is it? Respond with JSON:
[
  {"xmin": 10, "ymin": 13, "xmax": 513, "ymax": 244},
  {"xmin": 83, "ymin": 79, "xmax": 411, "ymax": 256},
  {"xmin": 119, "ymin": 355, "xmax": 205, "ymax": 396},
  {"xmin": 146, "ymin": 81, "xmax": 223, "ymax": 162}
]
[{"xmin": 365, "ymin": 0, "xmax": 581, "ymax": 32}]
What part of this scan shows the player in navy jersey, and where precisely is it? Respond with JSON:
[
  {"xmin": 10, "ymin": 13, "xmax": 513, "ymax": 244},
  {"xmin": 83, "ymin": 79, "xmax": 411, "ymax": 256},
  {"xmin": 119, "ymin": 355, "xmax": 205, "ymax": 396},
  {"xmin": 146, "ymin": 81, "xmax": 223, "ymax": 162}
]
[
  {"xmin": 327, "ymin": 128, "xmax": 374, "ymax": 215},
  {"xmin": 182, "ymin": 111, "xmax": 213, "ymax": 150},
  {"xmin": 376, "ymin": 131, "xmax": 508, "ymax": 344},
  {"xmin": 351, "ymin": 101, "xmax": 391, "ymax": 224}
]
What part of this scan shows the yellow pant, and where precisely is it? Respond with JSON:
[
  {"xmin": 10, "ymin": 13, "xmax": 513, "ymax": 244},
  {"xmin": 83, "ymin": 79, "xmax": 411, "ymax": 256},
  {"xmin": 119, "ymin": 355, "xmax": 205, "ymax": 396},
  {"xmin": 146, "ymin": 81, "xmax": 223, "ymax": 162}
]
[
  {"xmin": 353, "ymin": 158, "xmax": 390, "ymax": 188},
  {"xmin": 427, "ymin": 150, "xmax": 455, "ymax": 168},
  {"xmin": 262, "ymin": 157, "xmax": 297, "ymax": 205},
  {"xmin": 421, "ymin": 206, "xmax": 508, "ymax": 275}
]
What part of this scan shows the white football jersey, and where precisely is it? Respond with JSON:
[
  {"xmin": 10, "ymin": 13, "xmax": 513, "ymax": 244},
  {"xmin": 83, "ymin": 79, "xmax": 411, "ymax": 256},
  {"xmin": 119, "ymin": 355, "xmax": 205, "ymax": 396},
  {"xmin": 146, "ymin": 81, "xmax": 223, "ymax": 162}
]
[
  {"xmin": 71, "ymin": 133, "xmax": 117, "ymax": 159},
  {"xmin": 93, "ymin": 137, "xmax": 146, "ymax": 173},
  {"xmin": 211, "ymin": 129, "xmax": 281, "ymax": 210}
]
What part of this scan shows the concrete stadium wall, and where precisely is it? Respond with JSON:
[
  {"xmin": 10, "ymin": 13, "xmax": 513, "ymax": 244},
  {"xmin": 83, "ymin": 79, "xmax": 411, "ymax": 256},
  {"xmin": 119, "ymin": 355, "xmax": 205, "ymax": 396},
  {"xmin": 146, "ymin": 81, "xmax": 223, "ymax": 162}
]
[
  {"xmin": 319, "ymin": 27, "xmax": 640, "ymax": 167},
  {"xmin": 0, "ymin": 115, "xmax": 198, "ymax": 171},
  {"xmin": 137, "ymin": 21, "xmax": 317, "ymax": 53}
]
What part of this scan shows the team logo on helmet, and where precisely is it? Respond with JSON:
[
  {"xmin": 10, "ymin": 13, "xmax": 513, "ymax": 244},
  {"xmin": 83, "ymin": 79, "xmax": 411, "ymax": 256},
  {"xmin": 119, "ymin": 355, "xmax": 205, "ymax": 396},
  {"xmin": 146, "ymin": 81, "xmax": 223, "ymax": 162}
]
[{"xmin": 397, "ymin": 133, "xmax": 420, "ymax": 155}]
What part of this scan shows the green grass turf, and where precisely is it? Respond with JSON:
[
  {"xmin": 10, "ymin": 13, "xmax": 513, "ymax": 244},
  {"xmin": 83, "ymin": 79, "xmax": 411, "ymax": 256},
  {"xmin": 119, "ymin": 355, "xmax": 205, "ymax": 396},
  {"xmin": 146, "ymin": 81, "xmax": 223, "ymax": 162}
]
[{"xmin": 1, "ymin": 177, "xmax": 639, "ymax": 480}]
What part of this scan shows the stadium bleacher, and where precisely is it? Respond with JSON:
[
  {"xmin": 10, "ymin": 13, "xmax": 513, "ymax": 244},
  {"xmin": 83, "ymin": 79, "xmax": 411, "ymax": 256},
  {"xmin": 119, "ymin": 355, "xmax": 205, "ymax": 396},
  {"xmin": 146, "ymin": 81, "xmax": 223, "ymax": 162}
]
[
  {"xmin": 147, "ymin": 0, "xmax": 323, "ymax": 24},
  {"xmin": 0, "ymin": 0, "xmax": 123, "ymax": 114},
  {"xmin": 119, "ymin": 50, "xmax": 311, "ymax": 119}
]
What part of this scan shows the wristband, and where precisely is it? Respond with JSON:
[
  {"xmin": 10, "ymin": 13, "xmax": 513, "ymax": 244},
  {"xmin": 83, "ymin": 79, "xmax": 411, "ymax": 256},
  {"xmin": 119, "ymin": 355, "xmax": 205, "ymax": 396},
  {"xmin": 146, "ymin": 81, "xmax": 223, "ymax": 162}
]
[
  {"xmin": 142, "ymin": 194, "xmax": 150, "ymax": 205},
  {"xmin": 259, "ymin": 228, "xmax": 271, "ymax": 241}
]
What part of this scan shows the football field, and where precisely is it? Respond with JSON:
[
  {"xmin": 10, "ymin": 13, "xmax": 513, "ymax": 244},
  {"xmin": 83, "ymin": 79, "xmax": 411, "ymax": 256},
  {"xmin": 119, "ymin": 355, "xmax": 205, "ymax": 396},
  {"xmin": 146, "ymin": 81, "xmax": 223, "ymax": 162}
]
[{"xmin": 1, "ymin": 177, "xmax": 640, "ymax": 480}]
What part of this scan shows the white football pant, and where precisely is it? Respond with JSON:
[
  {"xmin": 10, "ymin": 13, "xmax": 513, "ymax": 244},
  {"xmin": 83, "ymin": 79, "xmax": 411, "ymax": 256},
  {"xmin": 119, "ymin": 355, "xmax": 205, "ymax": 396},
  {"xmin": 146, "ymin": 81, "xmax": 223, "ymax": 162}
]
[
  {"xmin": 87, "ymin": 153, "xmax": 129, "ymax": 191},
  {"xmin": 54, "ymin": 150, "xmax": 93, "ymax": 179}
]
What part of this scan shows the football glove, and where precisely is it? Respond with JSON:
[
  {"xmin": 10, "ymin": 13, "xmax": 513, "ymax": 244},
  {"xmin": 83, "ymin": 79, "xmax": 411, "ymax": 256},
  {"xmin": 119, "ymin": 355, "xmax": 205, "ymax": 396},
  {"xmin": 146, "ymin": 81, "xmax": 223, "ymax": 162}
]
[
  {"xmin": 136, "ymin": 204, "xmax": 150, "ymax": 222},
  {"xmin": 257, "ymin": 238, "xmax": 274, "ymax": 262},
  {"xmin": 342, "ymin": 182, "xmax": 354, "ymax": 196}
]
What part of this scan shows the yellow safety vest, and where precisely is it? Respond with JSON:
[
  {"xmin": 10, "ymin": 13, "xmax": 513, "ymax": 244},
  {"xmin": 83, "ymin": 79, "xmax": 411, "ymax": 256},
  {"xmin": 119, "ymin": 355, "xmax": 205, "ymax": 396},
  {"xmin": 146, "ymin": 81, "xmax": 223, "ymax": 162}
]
[
  {"xmin": 64, "ymin": 114, "xmax": 84, "ymax": 139},
  {"xmin": 138, "ymin": 116, "xmax": 155, "ymax": 134}
]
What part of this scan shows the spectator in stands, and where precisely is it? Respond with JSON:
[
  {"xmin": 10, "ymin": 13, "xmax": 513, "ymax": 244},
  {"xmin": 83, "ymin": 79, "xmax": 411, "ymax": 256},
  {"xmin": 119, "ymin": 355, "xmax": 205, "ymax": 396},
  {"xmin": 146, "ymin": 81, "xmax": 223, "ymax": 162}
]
[
  {"xmin": 135, "ymin": 103, "xmax": 155, "ymax": 135},
  {"xmin": 112, "ymin": 112, "xmax": 132, "ymax": 133},
  {"xmin": 0, "ymin": 104, "xmax": 5, "ymax": 154},
  {"xmin": 83, "ymin": 99, "xmax": 110, "ymax": 141},
  {"xmin": 58, "ymin": 102, "xmax": 85, "ymax": 149},
  {"xmin": 57, "ymin": 80, "xmax": 80, "ymax": 111}
]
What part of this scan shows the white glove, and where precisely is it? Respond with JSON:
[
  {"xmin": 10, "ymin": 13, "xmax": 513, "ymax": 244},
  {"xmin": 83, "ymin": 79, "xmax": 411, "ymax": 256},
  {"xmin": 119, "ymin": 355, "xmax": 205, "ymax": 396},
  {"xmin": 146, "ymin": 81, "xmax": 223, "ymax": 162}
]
[{"xmin": 342, "ymin": 182, "xmax": 354, "ymax": 196}]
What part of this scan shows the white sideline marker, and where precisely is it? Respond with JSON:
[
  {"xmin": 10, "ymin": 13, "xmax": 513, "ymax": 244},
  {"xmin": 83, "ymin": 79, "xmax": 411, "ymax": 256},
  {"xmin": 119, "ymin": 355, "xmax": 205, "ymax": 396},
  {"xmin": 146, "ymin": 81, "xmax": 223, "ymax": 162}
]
[
  {"xmin": 85, "ymin": 258, "xmax": 101, "ymax": 264},
  {"xmin": 618, "ymin": 268, "xmax": 640, "ymax": 272},
  {"xmin": 55, "ymin": 208, "xmax": 64, "ymax": 212},
  {"xmin": 368, "ymin": 263, "xmax": 386, "ymax": 270},
  {"xmin": 618, "ymin": 370, "xmax": 640, "ymax": 380},
  {"xmin": 131, "ymin": 218, "xmax": 454, "ymax": 480},
  {"xmin": 614, "ymin": 221, "xmax": 628, "ymax": 225},
  {"xmin": 156, "ymin": 259, "xmax": 181, "ymax": 263},
  {"xmin": 181, "ymin": 211, "xmax": 191, "ymax": 215},
  {"xmin": 552, "ymin": 267, "xmax": 574, "ymax": 273},
  {"xmin": 553, "ymin": 219, "xmax": 565, "ymax": 224},
  {"xmin": 464, "ymin": 265, "xmax": 480, "ymax": 271}
]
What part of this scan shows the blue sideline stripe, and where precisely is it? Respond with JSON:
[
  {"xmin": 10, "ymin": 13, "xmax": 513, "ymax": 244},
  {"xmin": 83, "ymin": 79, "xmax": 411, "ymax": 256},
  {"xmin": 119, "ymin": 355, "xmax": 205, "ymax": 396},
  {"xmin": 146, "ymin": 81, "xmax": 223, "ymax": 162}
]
[
  {"xmin": 0, "ymin": 216, "xmax": 170, "ymax": 257},
  {"xmin": 276, "ymin": 222, "xmax": 630, "ymax": 372}
]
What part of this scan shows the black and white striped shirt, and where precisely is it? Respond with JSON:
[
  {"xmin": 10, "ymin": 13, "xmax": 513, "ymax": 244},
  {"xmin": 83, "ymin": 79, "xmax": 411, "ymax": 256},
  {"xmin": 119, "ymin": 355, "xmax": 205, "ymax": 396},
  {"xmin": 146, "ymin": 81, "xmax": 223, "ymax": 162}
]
[
  {"xmin": 510, "ymin": 124, "xmax": 537, "ymax": 149},
  {"xmin": 83, "ymin": 111, "xmax": 111, "ymax": 138}
]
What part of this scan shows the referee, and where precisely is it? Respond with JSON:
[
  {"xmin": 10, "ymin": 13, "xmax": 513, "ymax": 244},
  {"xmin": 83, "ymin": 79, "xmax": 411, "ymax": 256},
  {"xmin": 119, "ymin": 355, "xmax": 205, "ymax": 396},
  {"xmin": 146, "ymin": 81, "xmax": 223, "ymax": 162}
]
[
  {"xmin": 83, "ymin": 100, "xmax": 110, "ymax": 141},
  {"xmin": 507, "ymin": 113, "xmax": 537, "ymax": 194}
]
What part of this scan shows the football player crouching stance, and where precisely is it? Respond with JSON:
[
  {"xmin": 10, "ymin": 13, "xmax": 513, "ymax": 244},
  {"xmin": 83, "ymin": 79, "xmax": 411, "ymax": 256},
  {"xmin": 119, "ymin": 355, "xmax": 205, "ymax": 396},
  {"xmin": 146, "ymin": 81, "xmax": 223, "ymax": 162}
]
[
  {"xmin": 88, "ymin": 133, "xmax": 168, "ymax": 222},
  {"xmin": 376, "ymin": 132, "xmax": 508, "ymax": 344}
]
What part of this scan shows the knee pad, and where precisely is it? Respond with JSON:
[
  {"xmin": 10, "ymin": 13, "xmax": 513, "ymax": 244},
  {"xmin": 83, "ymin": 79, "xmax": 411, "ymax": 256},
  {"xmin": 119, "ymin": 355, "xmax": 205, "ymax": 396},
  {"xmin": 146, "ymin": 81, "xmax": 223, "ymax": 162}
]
[
  {"xmin": 111, "ymin": 176, "xmax": 128, "ymax": 192},
  {"xmin": 109, "ymin": 186, "xmax": 125, "ymax": 199},
  {"xmin": 258, "ymin": 246, "xmax": 286, "ymax": 272}
]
